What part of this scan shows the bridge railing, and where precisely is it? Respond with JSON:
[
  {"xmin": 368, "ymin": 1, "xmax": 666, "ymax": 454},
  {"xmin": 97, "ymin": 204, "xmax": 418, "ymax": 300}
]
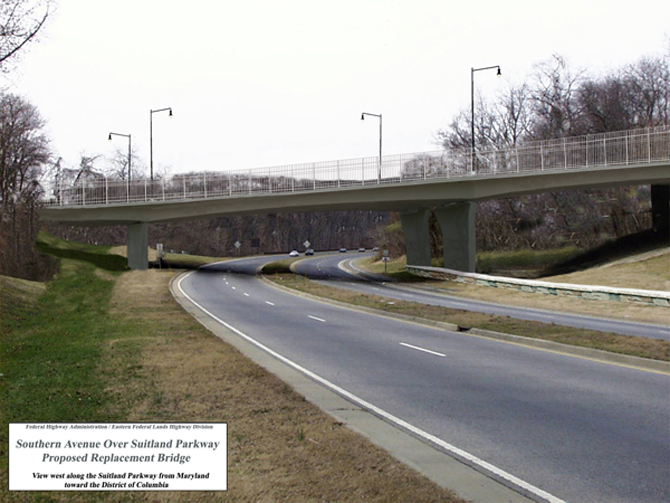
[{"xmin": 40, "ymin": 126, "xmax": 670, "ymax": 207}]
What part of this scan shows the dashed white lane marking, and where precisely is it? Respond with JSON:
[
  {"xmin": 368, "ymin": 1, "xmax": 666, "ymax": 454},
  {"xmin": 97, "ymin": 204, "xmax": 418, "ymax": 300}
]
[
  {"xmin": 308, "ymin": 315, "xmax": 326, "ymax": 323},
  {"xmin": 400, "ymin": 342, "xmax": 446, "ymax": 358},
  {"xmin": 231, "ymin": 286, "xmax": 236, "ymax": 290},
  {"xmin": 177, "ymin": 272, "xmax": 567, "ymax": 503},
  {"xmin": 265, "ymin": 301, "xmax": 275, "ymax": 306},
  {"xmin": 244, "ymin": 293, "xmax": 250, "ymax": 297}
]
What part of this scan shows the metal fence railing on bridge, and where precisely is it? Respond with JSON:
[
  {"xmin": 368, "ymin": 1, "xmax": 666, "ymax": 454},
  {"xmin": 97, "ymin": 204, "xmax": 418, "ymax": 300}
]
[{"xmin": 41, "ymin": 126, "xmax": 670, "ymax": 208}]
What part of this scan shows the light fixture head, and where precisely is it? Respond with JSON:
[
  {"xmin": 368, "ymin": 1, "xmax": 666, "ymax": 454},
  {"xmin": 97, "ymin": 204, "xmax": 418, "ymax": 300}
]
[
  {"xmin": 108, "ymin": 133, "xmax": 112, "ymax": 141},
  {"xmin": 169, "ymin": 108, "xmax": 173, "ymax": 117},
  {"xmin": 361, "ymin": 113, "xmax": 365, "ymax": 121},
  {"xmin": 497, "ymin": 67, "xmax": 502, "ymax": 77}
]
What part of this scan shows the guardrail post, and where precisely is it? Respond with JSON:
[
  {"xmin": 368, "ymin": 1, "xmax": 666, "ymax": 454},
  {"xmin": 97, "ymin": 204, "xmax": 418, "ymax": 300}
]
[
  {"xmin": 162, "ymin": 178, "xmax": 165, "ymax": 201},
  {"xmin": 144, "ymin": 178, "xmax": 147, "ymax": 201},
  {"xmin": 337, "ymin": 160, "xmax": 340, "ymax": 188},
  {"xmin": 603, "ymin": 138, "xmax": 607, "ymax": 166},
  {"xmin": 625, "ymin": 133, "xmax": 629, "ymax": 165},
  {"xmin": 204, "ymin": 172, "xmax": 207, "ymax": 198},
  {"xmin": 249, "ymin": 170, "xmax": 252, "ymax": 195},
  {"xmin": 229, "ymin": 172, "xmax": 232, "ymax": 196},
  {"xmin": 83, "ymin": 182, "xmax": 85, "ymax": 206},
  {"xmin": 540, "ymin": 145, "xmax": 544, "ymax": 171},
  {"xmin": 563, "ymin": 138, "xmax": 567, "ymax": 169},
  {"xmin": 648, "ymin": 130, "xmax": 652, "ymax": 163},
  {"xmin": 515, "ymin": 147, "xmax": 519, "ymax": 173},
  {"xmin": 105, "ymin": 177, "xmax": 108, "ymax": 204}
]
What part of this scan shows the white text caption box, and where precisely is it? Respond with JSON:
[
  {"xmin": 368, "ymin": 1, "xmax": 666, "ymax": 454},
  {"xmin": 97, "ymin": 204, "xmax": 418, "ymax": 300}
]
[{"xmin": 9, "ymin": 423, "xmax": 227, "ymax": 491}]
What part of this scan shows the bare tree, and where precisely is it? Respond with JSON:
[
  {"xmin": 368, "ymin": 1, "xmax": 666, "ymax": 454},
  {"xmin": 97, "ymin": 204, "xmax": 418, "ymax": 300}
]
[
  {"xmin": 623, "ymin": 54, "xmax": 669, "ymax": 127},
  {"xmin": 0, "ymin": 93, "xmax": 50, "ymax": 278},
  {"xmin": 493, "ymin": 82, "xmax": 534, "ymax": 146},
  {"xmin": 0, "ymin": 0, "xmax": 52, "ymax": 70},
  {"xmin": 578, "ymin": 76, "xmax": 634, "ymax": 133},
  {"xmin": 106, "ymin": 146, "xmax": 144, "ymax": 181},
  {"xmin": 0, "ymin": 93, "xmax": 49, "ymax": 206},
  {"xmin": 530, "ymin": 54, "xmax": 586, "ymax": 138}
]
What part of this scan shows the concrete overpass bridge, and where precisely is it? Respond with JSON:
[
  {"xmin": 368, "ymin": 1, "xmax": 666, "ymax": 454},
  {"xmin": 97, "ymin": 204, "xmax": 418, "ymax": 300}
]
[{"xmin": 39, "ymin": 127, "xmax": 670, "ymax": 270}]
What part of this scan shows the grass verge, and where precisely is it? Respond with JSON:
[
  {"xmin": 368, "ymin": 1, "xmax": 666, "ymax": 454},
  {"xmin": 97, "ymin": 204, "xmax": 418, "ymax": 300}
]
[
  {"xmin": 1, "ymin": 236, "xmax": 464, "ymax": 502},
  {"xmin": 268, "ymin": 274, "xmax": 670, "ymax": 362}
]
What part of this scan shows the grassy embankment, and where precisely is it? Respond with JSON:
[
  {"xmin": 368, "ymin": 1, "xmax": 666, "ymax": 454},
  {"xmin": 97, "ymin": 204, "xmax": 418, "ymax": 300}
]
[{"xmin": 0, "ymin": 233, "xmax": 464, "ymax": 503}]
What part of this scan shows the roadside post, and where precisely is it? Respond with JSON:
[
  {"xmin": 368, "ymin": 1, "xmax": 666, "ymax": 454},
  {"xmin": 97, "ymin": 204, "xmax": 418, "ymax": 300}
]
[{"xmin": 156, "ymin": 243, "xmax": 164, "ymax": 269}]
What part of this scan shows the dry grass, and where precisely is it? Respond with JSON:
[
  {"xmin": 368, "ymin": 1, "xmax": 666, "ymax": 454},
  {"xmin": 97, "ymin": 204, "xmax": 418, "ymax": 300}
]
[
  {"xmin": 99, "ymin": 269, "xmax": 466, "ymax": 503},
  {"xmin": 362, "ymin": 250, "xmax": 670, "ymax": 326},
  {"xmin": 546, "ymin": 247, "xmax": 670, "ymax": 291}
]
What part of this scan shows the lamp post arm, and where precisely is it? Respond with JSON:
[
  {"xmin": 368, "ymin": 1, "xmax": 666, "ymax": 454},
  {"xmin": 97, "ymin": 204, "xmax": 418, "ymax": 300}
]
[
  {"xmin": 470, "ymin": 65, "xmax": 501, "ymax": 157},
  {"xmin": 109, "ymin": 132, "xmax": 132, "ymax": 181},
  {"xmin": 149, "ymin": 107, "xmax": 173, "ymax": 182}
]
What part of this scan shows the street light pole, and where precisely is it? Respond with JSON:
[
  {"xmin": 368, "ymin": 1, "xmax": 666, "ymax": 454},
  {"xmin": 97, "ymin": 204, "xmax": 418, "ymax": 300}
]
[
  {"xmin": 471, "ymin": 65, "xmax": 501, "ymax": 171},
  {"xmin": 108, "ymin": 132, "xmax": 132, "ymax": 180},
  {"xmin": 361, "ymin": 112, "xmax": 382, "ymax": 182},
  {"xmin": 150, "ymin": 107, "xmax": 172, "ymax": 181}
]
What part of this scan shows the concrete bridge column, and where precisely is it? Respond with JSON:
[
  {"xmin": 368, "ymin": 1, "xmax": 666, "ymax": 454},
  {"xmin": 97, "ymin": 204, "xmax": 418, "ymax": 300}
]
[
  {"xmin": 651, "ymin": 184, "xmax": 669, "ymax": 242},
  {"xmin": 399, "ymin": 209, "xmax": 432, "ymax": 266},
  {"xmin": 127, "ymin": 222, "xmax": 149, "ymax": 270},
  {"xmin": 434, "ymin": 202, "xmax": 476, "ymax": 272}
]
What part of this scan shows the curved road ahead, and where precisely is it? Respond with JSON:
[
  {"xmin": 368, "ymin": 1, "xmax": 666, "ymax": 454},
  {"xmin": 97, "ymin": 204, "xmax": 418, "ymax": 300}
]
[
  {"xmin": 291, "ymin": 252, "xmax": 670, "ymax": 340},
  {"xmin": 177, "ymin": 254, "xmax": 670, "ymax": 503}
]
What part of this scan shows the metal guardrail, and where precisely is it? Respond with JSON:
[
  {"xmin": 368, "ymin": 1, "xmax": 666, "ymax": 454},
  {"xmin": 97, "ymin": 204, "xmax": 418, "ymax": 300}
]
[{"xmin": 41, "ymin": 126, "xmax": 670, "ymax": 207}]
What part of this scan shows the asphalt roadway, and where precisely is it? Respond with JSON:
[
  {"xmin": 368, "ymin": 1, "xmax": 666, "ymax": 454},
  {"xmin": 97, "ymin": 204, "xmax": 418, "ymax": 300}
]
[
  {"xmin": 292, "ymin": 253, "xmax": 670, "ymax": 340},
  {"xmin": 175, "ymin": 253, "xmax": 670, "ymax": 503}
]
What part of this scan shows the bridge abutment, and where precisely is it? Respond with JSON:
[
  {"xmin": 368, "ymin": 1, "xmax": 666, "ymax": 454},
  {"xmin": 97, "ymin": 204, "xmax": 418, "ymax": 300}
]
[
  {"xmin": 434, "ymin": 202, "xmax": 476, "ymax": 272},
  {"xmin": 127, "ymin": 222, "xmax": 149, "ymax": 270},
  {"xmin": 651, "ymin": 184, "xmax": 670, "ymax": 242},
  {"xmin": 399, "ymin": 209, "xmax": 432, "ymax": 266}
]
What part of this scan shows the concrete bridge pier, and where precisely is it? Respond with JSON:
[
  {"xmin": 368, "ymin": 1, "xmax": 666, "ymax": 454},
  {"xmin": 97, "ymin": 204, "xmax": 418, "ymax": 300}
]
[
  {"xmin": 400, "ymin": 202, "xmax": 477, "ymax": 272},
  {"xmin": 399, "ymin": 210, "xmax": 432, "ymax": 267},
  {"xmin": 127, "ymin": 222, "xmax": 149, "ymax": 270},
  {"xmin": 435, "ymin": 202, "xmax": 476, "ymax": 272},
  {"xmin": 651, "ymin": 184, "xmax": 670, "ymax": 241}
]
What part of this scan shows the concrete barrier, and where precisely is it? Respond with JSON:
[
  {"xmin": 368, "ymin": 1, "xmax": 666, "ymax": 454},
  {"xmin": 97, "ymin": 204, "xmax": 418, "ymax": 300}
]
[{"xmin": 407, "ymin": 265, "xmax": 670, "ymax": 308}]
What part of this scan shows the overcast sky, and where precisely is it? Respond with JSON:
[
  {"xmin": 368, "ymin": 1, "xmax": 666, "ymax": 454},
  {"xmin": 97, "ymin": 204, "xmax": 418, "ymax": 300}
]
[{"xmin": 5, "ymin": 0, "xmax": 669, "ymax": 176}]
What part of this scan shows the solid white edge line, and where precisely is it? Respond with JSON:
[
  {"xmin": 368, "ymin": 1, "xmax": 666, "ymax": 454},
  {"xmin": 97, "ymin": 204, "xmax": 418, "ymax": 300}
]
[
  {"xmin": 308, "ymin": 315, "xmax": 326, "ymax": 323},
  {"xmin": 177, "ymin": 271, "xmax": 566, "ymax": 503},
  {"xmin": 400, "ymin": 342, "xmax": 446, "ymax": 357}
]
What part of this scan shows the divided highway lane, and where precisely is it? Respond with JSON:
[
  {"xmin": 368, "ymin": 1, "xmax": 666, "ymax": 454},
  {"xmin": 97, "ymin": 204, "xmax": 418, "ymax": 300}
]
[
  {"xmin": 292, "ymin": 253, "xmax": 670, "ymax": 340},
  {"xmin": 179, "ymin": 256, "xmax": 670, "ymax": 503}
]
